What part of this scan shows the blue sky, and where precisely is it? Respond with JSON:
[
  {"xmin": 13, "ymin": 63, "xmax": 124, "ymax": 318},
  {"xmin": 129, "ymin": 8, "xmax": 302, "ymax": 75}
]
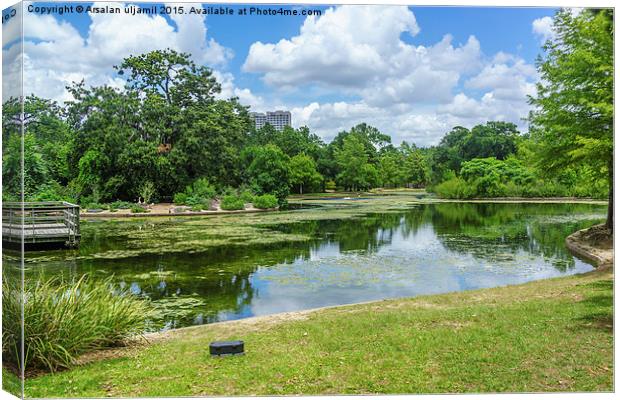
[{"xmin": 3, "ymin": 2, "xmax": 560, "ymax": 145}]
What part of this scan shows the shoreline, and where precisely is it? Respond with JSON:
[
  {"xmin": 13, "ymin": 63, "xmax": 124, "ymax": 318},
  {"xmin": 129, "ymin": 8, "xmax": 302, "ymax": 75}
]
[
  {"xmin": 80, "ymin": 196, "xmax": 607, "ymax": 219},
  {"xmin": 27, "ymin": 266, "xmax": 612, "ymax": 396},
  {"xmin": 81, "ymin": 206, "xmax": 278, "ymax": 218},
  {"xmin": 565, "ymin": 224, "xmax": 614, "ymax": 269},
  {"xmin": 432, "ymin": 197, "xmax": 607, "ymax": 205}
]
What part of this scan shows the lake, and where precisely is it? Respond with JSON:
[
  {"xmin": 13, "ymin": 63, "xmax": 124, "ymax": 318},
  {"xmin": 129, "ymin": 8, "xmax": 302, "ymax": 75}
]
[{"xmin": 17, "ymin": 199, "xmax": 605, "ymax": 331}]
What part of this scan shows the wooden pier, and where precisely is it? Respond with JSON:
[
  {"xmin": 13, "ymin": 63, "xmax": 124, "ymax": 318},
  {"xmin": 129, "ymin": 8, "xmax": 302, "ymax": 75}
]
[{"xmin": 2, "ymin": 201, "xmax": 81, "ymax": 248}]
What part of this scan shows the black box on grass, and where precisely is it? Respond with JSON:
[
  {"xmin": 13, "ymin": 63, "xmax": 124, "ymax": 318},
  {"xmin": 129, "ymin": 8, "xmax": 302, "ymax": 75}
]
[{"xmin": 210, "ymin": 340, "xmax": 245, "ymax": 357}]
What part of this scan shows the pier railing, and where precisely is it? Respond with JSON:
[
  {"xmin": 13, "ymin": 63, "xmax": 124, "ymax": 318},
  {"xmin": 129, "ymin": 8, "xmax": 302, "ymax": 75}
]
[{"xmin": 2, "ymin": 201, "xmax": 81, "ymax": 246}]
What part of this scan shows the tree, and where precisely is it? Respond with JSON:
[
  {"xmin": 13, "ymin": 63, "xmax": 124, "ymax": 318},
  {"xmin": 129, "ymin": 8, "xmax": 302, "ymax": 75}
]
[
  {"xmin": 334, "ymin": 134, "xmax": 369, "ymax": 191},
  {"xmin": 289, "ymin": 154, "xmax": 323, "ymax": 194},
  {"xmin": 2, "ymin": 133, "xmax": 49, "ymax": 200},
  {"xmin": 331, "ymin": 123, "xmax": 391, "ymax": 166},
  {"xmin": 378, "ymin": 151, "xmax": 403, "ymax": 188},
  {"xmin": 243, "ymin": 145, "xmax": 291, "ymax": 205},
  {"xmin": 529, "ymin": 9, "xmax": 613, "ymax": 230},
  {"xmin": 463, "ymin": 122, "xmax": 519, "ymax": 161},
  {"xmin": 64, "ymin": 50, "xmax": 251, "ymax": 202},
  {"xmin": 2, "ymin": 96, "xmax": 74, "ymax": 200},
  {"xmin": 403, "ymin": 146, "xmax": 429, "ymax": 187}
]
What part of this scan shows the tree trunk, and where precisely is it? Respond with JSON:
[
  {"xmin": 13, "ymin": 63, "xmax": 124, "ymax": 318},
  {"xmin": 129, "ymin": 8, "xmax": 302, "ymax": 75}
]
[
  {"xmin": 300, "ymin": 184, "xmax": 303, "ymax": 195},
  {"xmin": 606, "ymin": 160, "xmax": 613, "ymax": 233}
]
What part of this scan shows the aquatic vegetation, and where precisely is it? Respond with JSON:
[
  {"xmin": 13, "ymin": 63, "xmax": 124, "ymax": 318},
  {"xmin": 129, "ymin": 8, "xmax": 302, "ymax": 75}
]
[{"xmin": 22, "ymin": 195, "xmax": 607, "ymax": 332}]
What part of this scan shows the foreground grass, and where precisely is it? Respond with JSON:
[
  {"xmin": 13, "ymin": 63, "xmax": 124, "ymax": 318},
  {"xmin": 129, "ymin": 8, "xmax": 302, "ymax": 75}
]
[
  {"xmin": 2, "ymin": 367, "xmax": 21, "ymax": 397},
  {"xmin": 23, "ymin": 269, "xmax": 613, "ymax": 397}
]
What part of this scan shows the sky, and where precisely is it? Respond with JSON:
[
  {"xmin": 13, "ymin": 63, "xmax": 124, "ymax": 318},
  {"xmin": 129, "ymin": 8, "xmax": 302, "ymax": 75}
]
[{"xmin": 2, "ymin": 2, "xmax": 562, "ymax": 146}]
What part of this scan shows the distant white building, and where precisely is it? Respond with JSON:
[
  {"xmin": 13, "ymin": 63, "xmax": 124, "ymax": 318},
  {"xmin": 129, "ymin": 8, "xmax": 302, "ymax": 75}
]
[{"xmin": 250, "ymin": 110, "xmax": 291, "ymax": 131}]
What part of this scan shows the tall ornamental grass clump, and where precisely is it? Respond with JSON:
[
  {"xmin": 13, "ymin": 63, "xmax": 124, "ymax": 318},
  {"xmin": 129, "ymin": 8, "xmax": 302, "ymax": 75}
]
[{"xmin": 2, "ymin": 275, "xmax": 149, "ymax": 372}]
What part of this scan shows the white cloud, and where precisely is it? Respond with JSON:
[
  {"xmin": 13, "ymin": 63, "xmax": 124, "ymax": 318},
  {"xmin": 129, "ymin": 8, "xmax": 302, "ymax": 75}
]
[
  {"xmin": 212, "ymin": 70, "xmax": 264, "ymax": 109},
  {"xmin": 291, "ymin": 100, "xmax": 470, "ymax": 146},
  {"xmin": 287, "ymin": 51, "xmax": 538, "ymax": 146},
  {"xmin": 2, "ymin": 8, "xmax": 23, "ymax": 101},
  {"xmin": 466, "ymin": 57, "xmax": 537, "ymax": 95},
  {"xmin": 6, "ymin": 2, "xmax": 246, "ymax": 103},
  {"xmin": 532, "ymin": 16, "xmax": 554, "ymax": 44},
  {"xmin": 243, "ymin": 5, "xmax": 482, "ymax": 108},
  {"xmin": 251, "ymin": 5, "xmax": 536, "ymax": 145},
  {"xmin": 244, "ymin": 6, "xmax": 421, "ymax": 88}
]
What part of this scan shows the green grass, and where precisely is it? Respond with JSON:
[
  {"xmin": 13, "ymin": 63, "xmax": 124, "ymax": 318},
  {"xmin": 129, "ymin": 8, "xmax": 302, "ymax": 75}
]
[
  {"xmin": 24, "ymin": 269, "xmax": 612, "ymax": 397},
  {"xmin": 2, "ymin": 367, "xmax": 21, "ymax": 397}
]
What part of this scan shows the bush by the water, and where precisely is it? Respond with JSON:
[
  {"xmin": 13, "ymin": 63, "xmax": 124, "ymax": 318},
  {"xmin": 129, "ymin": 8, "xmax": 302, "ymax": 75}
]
[
  {"xmin": 2, "ymin": 275, "xmax": 149, "ymax": 372},
  {"xmin": 239, "ymin": 189, "xmax": 255, "ymax": 203},
  {"xmin": 433, "ymin": 177, "xmax": 475, "ymax": 199},
  {"xmin": 433, "ymin": 157, "xmax": 608, "ymax": 199},
  {"xmin": 131, "ymin": 204, "xmax": 148, "ymax": 213},
  {"xmin": 220, "ymin": 195, "xmax": 245, "ymax": 210},
  {"xmin": 252, "ymin": 194, "xmax": 278, "ymax": 209},
  {"xmin": 173, "ymin": 178, "xmax": 216, "ymax": 206},
  {"xmin": 433, "ymin": 176, "xmax": 575, "ymax": 199}
]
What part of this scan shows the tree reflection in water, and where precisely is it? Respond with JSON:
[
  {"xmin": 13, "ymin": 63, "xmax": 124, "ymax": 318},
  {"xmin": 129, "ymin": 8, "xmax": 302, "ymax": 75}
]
[{"xmin": 24, "ymin": 202, "xmax": 605, "ymax": 331}]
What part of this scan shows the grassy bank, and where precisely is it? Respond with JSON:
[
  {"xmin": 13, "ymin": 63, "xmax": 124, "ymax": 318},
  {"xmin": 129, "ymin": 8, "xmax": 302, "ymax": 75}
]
[
  {"xmin": 24, "ymin": 269, "xmax": 612, "ymax": 397},
  {"xmin": 2, "ymin": 367, "xmax": 21, "ymax": 397}
]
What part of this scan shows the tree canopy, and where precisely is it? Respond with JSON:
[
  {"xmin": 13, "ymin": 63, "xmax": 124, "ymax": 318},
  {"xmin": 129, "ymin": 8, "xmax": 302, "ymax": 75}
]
[
  {"xmin": 2, "ymin": 30, "xmax": 611, "ymax": 210},
  {"xmin": 529, "ymin": 9, "xmax": 613, "ymax": 229}
]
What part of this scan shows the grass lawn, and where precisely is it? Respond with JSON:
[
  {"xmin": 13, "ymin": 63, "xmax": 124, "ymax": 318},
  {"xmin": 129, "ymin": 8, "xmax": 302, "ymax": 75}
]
[
  {"xmin": 2, "ymin": 367, "xmax": 21, "ymax": 397},
  {"xmin": 23, "ymin": 268, "xmax": 612, "ymax": 397}
]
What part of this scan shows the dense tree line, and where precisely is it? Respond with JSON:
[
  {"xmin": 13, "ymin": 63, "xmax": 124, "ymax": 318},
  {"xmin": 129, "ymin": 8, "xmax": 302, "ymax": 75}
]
[
  {"xmin": 1, "ymin": 9, "xmax": 611, "ymax": 223},
  {"xmin": 0, "ymin": 51, "xmax": 429, "ymax": 207}
]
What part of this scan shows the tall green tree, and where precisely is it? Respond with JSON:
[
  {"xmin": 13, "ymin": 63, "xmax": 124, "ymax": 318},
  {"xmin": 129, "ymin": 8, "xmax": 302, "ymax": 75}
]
[
  {"xmin": 289, "ymin": 154, "xmax": 323, "ymax": 194},
  {"xmin": 402, "ymin": 145, "xmax": 429, "ymax": 187},
  {"xmin": 529, "ymin": 9, "xmax": 613, "ymax": 230},
  {"xmin": 378, "ymin": 151, "xmax": 404, "ymax": 188},
  {"xmin": 335, "ymin": 134, "xmax": 370, "ymax": 191},
  {"xmin": 242, "ymin": 144, "xmax": 291, "ymax": 205}
]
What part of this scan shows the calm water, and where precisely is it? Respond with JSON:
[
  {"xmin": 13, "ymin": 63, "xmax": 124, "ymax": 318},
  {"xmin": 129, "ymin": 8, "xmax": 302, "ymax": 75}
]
[{"xmin": 20, "ymin": 202, "xmax": 604, "ymax": 331}]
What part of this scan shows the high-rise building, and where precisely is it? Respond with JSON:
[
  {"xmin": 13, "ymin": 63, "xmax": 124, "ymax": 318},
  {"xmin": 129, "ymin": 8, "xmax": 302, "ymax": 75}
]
[{"xmin": 250, "ymin": 110, "xmax": 291, "ymax": 131}]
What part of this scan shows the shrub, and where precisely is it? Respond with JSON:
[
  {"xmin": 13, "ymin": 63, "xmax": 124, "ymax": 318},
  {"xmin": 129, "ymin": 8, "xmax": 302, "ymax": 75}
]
[
  {"xmin": 2, "ymin": 275, "xmax": 149, "ymax": 372},
  {"xmin": 252, "ymin": 194, "xmax": 278, "ymax": 209},
  {"xmin": 239, "ymin": 190, "xmax": 255, "ymax": 203},
  {"xmin": 175, "ymin": 178, "xmax": 215, "ymax": 206},
  {"xmin": 173, "ymin": 192, "xmax": 188, "ymax": 205},
  {"xmin": 471, "ymin": 173, "xmax": 507, "ymax": 198},
  {"xmin": 218, "ymin": 186, "xmax": 236, "ymax": 197},
  {"xmin": 190, "ymin": 204, "xmax": 204, "ymax": 212},
  {"xmin": 220, "ymin": 195, "xmax": 245, "ymax": 210},
  {"xmin": 190, "ymin": 178, "xmax": 216, "ymax": 200},
  {"xmin": 130, "ymin": 204, "xmax": 148, "ymax": 213},
  {"xmin": 504, "ymin": 182, "xmax": 524, "ymax": 197},
  {"xmin": 434, "ymin": 177, "xmax": 475, "ymax": 199},
  {"xmin": 325, "ymin": 180, "xmax": 337, "ymax": 191},
  {"xmin": 31, "ymin": 181, "xmax": 72, "ymax": 202}
]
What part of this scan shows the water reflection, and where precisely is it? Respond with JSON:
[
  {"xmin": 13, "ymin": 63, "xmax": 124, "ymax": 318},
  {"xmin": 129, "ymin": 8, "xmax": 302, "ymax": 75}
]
[{"xmin": 24, "ymin": 202, "xmax": 604, "ymax": 331}]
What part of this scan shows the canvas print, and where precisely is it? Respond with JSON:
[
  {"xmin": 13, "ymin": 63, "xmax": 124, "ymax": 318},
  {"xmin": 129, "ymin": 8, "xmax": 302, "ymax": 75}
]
[{"xmin": 1, "ymin": 1, "xmax": 614, "ymax": 398}]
